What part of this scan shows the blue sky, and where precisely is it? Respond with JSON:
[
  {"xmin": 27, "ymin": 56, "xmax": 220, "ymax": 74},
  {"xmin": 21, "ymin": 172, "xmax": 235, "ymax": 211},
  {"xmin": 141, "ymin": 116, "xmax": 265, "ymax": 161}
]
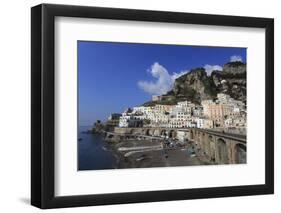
[{"xmin": 78, "ymin": 41, "xmax": 246, "ymax": 126}]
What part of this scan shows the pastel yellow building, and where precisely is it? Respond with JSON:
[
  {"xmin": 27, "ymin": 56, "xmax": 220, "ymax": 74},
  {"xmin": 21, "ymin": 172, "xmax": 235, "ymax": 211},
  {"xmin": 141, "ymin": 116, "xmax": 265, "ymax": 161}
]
[{"xmin": 202, "ymin": 101, "xmax": 232, "ymax": 126}]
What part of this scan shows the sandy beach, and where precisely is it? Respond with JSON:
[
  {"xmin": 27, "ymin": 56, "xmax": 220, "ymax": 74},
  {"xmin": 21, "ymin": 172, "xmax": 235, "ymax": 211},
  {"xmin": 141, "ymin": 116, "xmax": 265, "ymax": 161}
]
[{"xmin": 106, "ymin": 139, "xmax": 210, "ymax": 169}]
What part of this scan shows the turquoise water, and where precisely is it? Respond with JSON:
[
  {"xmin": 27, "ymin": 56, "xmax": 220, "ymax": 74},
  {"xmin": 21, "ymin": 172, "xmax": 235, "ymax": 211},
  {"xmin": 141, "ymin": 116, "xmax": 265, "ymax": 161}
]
[{"xmin": 78, "ymin": 126, "xmax": 118, "ymax": 170}]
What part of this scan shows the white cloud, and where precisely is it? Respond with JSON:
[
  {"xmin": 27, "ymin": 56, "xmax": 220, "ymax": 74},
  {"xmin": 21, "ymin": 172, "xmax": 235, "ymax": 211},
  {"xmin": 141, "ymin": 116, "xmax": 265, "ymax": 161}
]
[
  {"xmin": 204, "ymin": 64, "xmax": 222, "ymax": 76},
  {"xmin": 138, "ymin": 62, "xmax": 187, "ymax": 95},
  {"xmin": 171, "ymin": 70, "xmax": 188, "ymax": 81},
  {"xmin": 230, "ymin": 55, "xmax": 243, "ymax": 62}
]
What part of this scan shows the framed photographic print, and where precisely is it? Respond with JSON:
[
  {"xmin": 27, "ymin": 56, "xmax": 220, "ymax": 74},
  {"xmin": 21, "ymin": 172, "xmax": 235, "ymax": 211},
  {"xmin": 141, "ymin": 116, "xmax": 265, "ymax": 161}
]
[{"xmin": 31, "ymin": 3, "xmax": 274, "ymax": 209}]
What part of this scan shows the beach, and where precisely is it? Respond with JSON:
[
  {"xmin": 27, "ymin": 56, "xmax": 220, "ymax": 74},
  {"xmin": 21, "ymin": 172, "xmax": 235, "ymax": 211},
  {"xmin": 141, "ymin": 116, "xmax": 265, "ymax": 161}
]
[{"xmin": 107, "ymin": 139, "xmax": 209, "ymax": 169}]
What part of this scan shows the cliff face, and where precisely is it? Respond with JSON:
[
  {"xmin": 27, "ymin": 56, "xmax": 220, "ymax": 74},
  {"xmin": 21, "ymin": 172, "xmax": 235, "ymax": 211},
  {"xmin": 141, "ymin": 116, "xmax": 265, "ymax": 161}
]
[
  {"xmin": 143, "ymin": 61, "xmax": 246, "ymax": 106},
  {"xmin": 172, "ymin": 67, "xmax": 217, "ymax": 104},
  {"xmin": 222, "ymin": 61, "xmax": 246, "ymax": 74},
  {"xmin": 211, "ymin": 62, "xmax": 246, "ymax": 102}
]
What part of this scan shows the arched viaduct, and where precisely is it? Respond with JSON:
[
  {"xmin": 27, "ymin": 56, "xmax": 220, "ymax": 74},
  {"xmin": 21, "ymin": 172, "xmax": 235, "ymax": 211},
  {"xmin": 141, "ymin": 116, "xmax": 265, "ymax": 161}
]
[
  {"xmin": 108, "ymin": 127, "xmax": 177, "ymax": 139},
  {"xmin": 105, "ymin": 127, "xmax": 246, "ymax": 165},
  {"xmin": 189, "ymin": 128, "xmax": 246, "ymax": 164}
]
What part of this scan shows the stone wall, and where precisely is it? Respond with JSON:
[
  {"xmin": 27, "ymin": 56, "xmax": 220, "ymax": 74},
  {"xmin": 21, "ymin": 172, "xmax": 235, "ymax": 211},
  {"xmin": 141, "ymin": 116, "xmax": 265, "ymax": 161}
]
[{"xmin": 189, "ymin": 128, "xmax": 246, "ymax": 164}]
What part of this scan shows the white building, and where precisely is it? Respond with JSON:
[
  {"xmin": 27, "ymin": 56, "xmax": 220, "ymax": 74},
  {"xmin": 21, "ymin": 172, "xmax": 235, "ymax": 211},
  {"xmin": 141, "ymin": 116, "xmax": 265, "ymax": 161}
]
[
  {"xmin": 119, "ymin": 113, "xmax": 131, "ymax": 127},
  {"xmin": 118, "ymin": 94, "xmax": 245, "ymax": 129},
  {"xmin": 119, "ymin": 108, "xmax": 146, "ymax": 127},
  {"xmin": 194, "ymin": 117, "xmax": 214, "ymax": 129}
]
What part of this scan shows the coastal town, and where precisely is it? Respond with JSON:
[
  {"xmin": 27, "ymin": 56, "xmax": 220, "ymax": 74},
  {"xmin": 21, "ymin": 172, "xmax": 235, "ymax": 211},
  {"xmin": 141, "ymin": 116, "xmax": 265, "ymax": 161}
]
[
  {"xmin": 81, "ymin": 57, "xmax": 248, "ymax": 169},
  {"xmin": 94, "ymin": 92, "xmax": 247, "ymax": 168},
  {"xmin": 116, "ymin": 93, "xmax": 246, "ymax": 131}
]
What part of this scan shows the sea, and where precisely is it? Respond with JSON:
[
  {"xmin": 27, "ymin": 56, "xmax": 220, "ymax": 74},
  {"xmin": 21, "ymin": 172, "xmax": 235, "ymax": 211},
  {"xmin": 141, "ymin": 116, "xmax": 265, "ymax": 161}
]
[{"xmin": 78, "ymin": 126, "xmax": 118, "ymax": 170}]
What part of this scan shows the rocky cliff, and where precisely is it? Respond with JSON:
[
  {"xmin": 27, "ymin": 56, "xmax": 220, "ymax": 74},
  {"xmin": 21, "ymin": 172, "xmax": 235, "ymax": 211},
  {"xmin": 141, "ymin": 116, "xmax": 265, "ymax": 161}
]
[
  {"xmin": 211, "ymin": 61, "xmax": 246, "ymax": 102},
  {"xmin": 143, "ymin": 61, "xmax": 246, "ymax": 106}
]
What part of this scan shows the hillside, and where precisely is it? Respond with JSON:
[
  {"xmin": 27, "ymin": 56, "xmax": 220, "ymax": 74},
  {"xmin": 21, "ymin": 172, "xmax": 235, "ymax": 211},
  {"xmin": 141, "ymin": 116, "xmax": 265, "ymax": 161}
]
[{"xmin": 142, "ymin": 61, "xmax": 246, "ymax": 106}]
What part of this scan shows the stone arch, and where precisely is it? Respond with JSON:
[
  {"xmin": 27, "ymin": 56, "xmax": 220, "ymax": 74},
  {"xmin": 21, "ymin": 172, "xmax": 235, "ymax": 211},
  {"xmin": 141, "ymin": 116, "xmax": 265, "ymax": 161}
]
[
  {"xmin": 190, "ymin": 129, "xmax": 194, "ymax": 140},
  {"xmin": 169, "ymin": 130, "xmax": 176, "ymax": 138},
  {"xmin": 145, "ymin": 129, "xmax": 150, "ymax": 136},
  {"xmin": 216, "ymin": 138, "xmax": 228, "ymax": 164},
  {"xmin": 129, "ymin": 128, "xmax": 135, "ymax": 134},
  {"xmin": 154, "ymin": 129, "xmax": 160, "ymax": 136},
  {"xmin": 235, "ymin": 143, "xmax": 246, "ymax": 163},
  {"xmin": 107, "ymin": 133, "xmax": 114, "ymax": 139},
  {"xmin": 209, "ymin": 135, "xmax": 216, "ymax": 162},
  {"xmin": 160, "ymin": 129, "xmax": 167, "ymax": 137},
  {"xmin": 150, "ymin": 129, "xmax": 154, "ymax": 136}
]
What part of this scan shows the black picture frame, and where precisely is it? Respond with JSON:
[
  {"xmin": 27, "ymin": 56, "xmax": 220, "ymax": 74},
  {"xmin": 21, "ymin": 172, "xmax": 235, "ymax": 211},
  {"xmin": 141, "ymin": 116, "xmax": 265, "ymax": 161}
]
[{"xmin": 31, "ymin": 3, "xmax": 274, "ymax": 209}]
